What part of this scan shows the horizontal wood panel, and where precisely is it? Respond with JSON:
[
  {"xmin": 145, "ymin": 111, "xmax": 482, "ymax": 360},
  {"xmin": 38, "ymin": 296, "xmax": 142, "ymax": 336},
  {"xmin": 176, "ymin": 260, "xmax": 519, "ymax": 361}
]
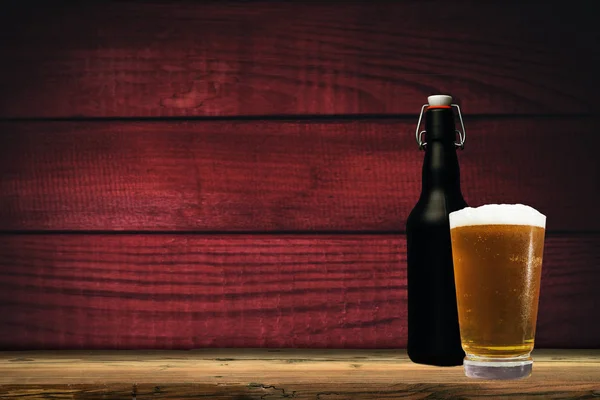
[
  {"xmin": 1, "ymin": 350, "xmax": 599, "ymax": 399},
  {"xmin": 0, "ymin": 234, "xmax": 598, "ymax": 349},
  {"xmin": 0, "ymin": 1, "xmax": 598, "ymax": 117},
  {"xmin": 1, "ymin": 118, "xmax": 598, "ymax": 231}
]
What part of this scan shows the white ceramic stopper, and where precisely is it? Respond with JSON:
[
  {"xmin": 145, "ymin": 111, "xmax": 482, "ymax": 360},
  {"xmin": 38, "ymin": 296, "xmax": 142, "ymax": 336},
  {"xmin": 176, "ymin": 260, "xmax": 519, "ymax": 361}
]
[{"xmin": 428, "ymin": 95, "xmax": 453, "ymax": 106}]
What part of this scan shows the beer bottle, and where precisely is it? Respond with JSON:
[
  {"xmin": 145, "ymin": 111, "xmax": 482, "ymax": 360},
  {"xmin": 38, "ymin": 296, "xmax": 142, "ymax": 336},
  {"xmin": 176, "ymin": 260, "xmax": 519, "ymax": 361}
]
[{"xmin": 406, "ymin": 95, "xmax": 467, "ymax": 366}]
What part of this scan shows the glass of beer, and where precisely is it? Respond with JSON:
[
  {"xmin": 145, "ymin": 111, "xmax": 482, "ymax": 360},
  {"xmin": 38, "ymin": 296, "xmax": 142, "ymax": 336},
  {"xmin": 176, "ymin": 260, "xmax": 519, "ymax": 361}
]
[{"xmin": 449, "ymin": 204, "xmax": 546, "ymax": 379}]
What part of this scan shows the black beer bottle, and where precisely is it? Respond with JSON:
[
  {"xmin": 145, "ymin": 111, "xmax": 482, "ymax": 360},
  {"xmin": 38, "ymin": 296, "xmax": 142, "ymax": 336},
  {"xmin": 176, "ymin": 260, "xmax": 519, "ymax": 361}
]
[{"xmin": 406, "ymin": 95, "xmax": 467, "ymax": 366}]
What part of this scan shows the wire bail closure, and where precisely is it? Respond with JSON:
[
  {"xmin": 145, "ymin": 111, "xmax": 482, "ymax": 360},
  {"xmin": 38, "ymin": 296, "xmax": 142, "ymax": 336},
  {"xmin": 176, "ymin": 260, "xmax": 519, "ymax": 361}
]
[{"xmin": 415, "ymin": 104, "xmax": 466, "ymax": 150}]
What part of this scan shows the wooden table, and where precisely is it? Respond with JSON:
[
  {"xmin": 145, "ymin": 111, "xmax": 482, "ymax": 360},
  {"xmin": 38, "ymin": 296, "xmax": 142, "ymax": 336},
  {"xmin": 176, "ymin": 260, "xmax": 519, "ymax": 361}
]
[{"xmin": 1, "ymin": 349, "xmax": 599, "ymax": 399}]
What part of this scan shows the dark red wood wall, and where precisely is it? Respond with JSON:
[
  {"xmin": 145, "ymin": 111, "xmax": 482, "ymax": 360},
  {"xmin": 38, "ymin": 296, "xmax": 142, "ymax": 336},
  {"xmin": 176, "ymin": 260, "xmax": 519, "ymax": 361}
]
[{"xmin": 0, "ymin": 1, "xmax": 599, "ymax": 349}]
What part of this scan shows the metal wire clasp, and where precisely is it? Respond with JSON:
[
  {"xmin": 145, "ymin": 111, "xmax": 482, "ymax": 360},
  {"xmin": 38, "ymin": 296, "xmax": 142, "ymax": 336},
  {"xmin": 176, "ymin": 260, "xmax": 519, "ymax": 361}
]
[{"xmin": 415, "ymin": 104, "xmax": 466, "ymax": 150}]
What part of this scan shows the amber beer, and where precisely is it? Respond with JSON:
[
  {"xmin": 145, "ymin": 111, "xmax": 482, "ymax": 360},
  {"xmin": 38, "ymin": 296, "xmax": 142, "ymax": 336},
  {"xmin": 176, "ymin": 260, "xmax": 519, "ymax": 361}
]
[{"xmin": 449, "ymin": 204, "xmax": 546, "ymax": 380}]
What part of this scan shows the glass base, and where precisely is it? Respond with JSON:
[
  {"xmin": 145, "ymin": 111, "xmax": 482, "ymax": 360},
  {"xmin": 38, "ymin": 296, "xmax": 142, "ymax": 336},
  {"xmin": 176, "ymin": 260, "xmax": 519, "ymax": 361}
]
[{"xmin": 464, "ymin": 354, "xmax": 532, "ymax": 380}]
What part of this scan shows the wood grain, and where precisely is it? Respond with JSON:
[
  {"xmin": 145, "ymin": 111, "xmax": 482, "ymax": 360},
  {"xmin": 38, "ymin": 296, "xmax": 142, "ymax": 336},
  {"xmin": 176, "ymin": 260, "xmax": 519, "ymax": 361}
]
[
  {"xmin": 0, "ymin": 1, "xmax": 598, "ymax": 117},
  {"xmin": 0, "ymin": 234, "xmax": 598, "ymax": 349},
  {"xmin": 1, "ymin": 118, "xmax": 598, "ymax": 232},
  {"xmin": 0, "ymin": 350, "xmax": 599, "ymax": 399}
]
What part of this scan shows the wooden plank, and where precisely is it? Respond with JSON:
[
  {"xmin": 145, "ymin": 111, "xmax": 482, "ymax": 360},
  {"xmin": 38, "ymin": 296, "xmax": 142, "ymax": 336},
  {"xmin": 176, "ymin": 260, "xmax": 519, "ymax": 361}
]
[
  {"xmin": 0, "ymin": 2, "xmax": 598, "ymax": 117},
  {"xmin": 0, "ymin": 234, "xmax": 598, "ymax": 349},
  {"xmin": 1, "ymin": 118, "xmax": 598, "ymax": 231},
  {"xmin": 0, "ymin": 350, "xmax": 599, "ymax": 399}
]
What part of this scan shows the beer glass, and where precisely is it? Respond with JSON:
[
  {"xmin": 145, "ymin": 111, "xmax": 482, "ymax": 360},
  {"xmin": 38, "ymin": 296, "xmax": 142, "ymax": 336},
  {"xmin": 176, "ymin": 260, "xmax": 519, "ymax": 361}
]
[{"xmin": 449, "ymin": 204, "xmax": 546, "ymax": 379}]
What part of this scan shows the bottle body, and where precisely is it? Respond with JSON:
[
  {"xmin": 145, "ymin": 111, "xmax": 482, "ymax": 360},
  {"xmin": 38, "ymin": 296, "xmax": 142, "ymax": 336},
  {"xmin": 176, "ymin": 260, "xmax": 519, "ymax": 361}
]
[
  {"xmin": 407, "ymin": 187, "xmax": 466, "ymax": 365},
  {"xmin": 406, "ymin": 106, "xmax": 466, "ymax": 366}
]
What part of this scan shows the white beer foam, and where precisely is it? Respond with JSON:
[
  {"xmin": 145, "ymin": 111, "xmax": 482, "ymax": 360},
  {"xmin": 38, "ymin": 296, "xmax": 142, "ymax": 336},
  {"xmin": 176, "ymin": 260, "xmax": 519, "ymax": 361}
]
[{"xmin": 449, "ymin": 204, "xmax": 546, "ymax": 229}]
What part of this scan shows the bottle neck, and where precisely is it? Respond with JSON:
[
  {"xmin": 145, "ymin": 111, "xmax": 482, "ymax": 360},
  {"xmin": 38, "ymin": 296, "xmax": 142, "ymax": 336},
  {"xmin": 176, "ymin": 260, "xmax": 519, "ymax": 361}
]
[
  {"xmin": 422, "ymin": 141, "xmax": 461, "ymax": 192},
  {"xmin": 421, "ymin": 108, "xmax": 462, "ymax": 193}
]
